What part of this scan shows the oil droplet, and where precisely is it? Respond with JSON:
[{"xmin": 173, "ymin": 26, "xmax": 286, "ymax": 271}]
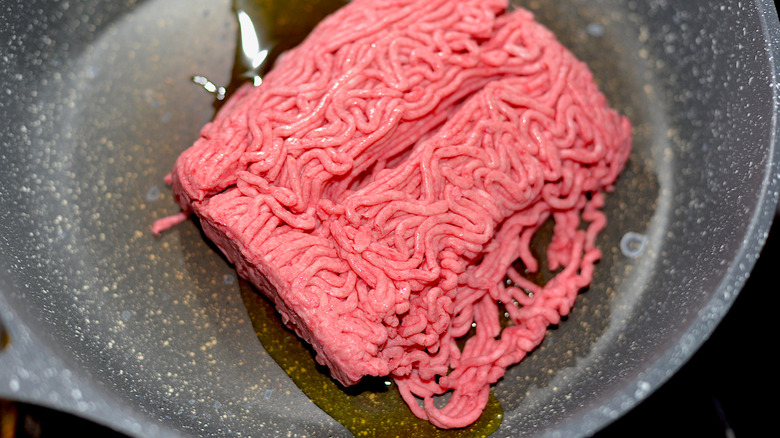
[
  {"xmin": 145, "ymin": 185, "xmax": 161, "ymax": 202},
  {"xmin": 620, "ymin": 231, "xmax": 647, "ymax": 258}
]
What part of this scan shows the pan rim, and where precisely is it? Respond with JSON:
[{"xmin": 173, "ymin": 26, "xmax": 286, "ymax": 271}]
[{"xmin": 1, "ymin": 0, "xmax": 779, "ymax": 436}]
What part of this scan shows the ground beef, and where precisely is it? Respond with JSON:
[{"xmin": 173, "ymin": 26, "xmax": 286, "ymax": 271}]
[{"xmin": 154, "ymin": 0, "xmax": 631, "ymax": 428}]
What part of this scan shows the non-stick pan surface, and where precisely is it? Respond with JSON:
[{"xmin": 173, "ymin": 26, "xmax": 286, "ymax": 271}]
[{"xmin": 1, "ymin": 0, "xmax": 779, "ymax": 437}]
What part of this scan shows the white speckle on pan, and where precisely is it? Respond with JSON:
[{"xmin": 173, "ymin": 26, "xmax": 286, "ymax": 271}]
[
  {"xmin": 620, "ymin": 231, "xmax": 648, "ymax": 258},
  {"xmin": 9, "ymin": 378, "xmax": 20, "ymax": 392},
  {"xmin": 85, "ymin": 65, "xmax": 99, "ymax": 79},
  {"xmin": 263, "ymin": 389, "xmax": 273, "ymax": 400},
  {"xmin": 586, "ymin": 22, "xmax": 605, "ymax": 37},
  {"xmin": 634, "ymin": 380, "xmax": 651, "ymax": 399}
]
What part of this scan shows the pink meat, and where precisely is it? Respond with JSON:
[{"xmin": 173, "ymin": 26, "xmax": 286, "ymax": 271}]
[{"xmin": 157, "ymin": 0, "xmax": 631, "ymax": 428}]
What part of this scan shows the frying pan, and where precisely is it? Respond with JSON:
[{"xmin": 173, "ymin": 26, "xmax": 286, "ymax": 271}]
[{"xmin": 1, "ymin": 0, "xmax": 779, "ymax": 436}]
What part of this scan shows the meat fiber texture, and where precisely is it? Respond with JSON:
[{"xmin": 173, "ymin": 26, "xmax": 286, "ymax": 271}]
[{"xmin": 157, "ymin": 0, "xmax": 631, "ymax": 429}]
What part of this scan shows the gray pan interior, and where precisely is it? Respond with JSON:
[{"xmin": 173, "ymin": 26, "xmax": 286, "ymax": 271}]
[{"xmin": 1, "ymin": 0, "xmax": 779, "ymax": 437}]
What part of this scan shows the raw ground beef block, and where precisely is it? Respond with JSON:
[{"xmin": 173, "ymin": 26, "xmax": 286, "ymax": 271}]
[{"xmin": 157, "ymin": 0, "xmax": 631, "ymax": 428}]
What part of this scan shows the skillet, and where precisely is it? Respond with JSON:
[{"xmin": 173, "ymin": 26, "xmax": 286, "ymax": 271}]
[{"xmin": 1, "ymin": 0, "xmax": 779, "ymax": 436}]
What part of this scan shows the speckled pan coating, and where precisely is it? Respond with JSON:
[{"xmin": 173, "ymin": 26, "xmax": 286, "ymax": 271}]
[{"xmin": 1, "ymin": 0, "xmax": 778, "ymax": 437}]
